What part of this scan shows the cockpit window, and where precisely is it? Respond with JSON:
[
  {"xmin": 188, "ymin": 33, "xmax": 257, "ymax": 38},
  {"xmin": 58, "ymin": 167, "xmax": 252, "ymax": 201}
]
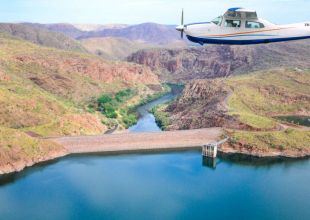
[
  {"xmin": 245, "ymin": 12, "xmax": 258, "ymax": 19},
  {"xmin": 225, "ymin": 20, "xmax": 241, "ymax": 28},
  {"xmin": 211, "ymin": 16, "xmax": 223, "ymax": 26},
  {"xmin": 245, "ymin": 21, "xmax": 265, "ymax": 28},
  {"xmin": 225, "ymin": 11, "xmax": 242, "ymax": 19}
]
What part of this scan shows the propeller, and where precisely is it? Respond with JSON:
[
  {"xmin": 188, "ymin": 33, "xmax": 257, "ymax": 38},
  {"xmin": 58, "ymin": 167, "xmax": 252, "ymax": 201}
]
[
  {"xmin": 176, "ymin": 9, "xmax": 185, "ymax": 39},
  {"xmin": 181, "ymin": 9, "xmax": 184, "ymax": 38}
]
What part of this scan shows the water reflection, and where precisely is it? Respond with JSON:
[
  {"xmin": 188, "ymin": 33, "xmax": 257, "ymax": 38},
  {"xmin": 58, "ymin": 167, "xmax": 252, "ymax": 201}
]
[
  {"xmin": 202, "ymin": 156, "xmax": 217, "ymax": 169},
  {"xmin": 219, "ymin": 152, "xmax": 310, "ymax": 167},
  {"xmin": 0, "ymin": 158, "xmax": 63, "ymax": 187}
]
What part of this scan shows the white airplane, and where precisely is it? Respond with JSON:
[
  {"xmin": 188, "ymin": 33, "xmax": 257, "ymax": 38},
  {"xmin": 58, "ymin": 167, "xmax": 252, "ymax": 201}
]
[{"xmin": 176, "ymin": 7, "xmax": 310, "ymax": 45}]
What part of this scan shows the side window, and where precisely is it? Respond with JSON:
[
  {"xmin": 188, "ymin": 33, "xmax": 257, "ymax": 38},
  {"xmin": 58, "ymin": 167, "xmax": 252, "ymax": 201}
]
[
  {"xmin": 211, "ymin": 16, "xmax": 223, "ymax": 26},
  {"xmin": 246, "ymin": 21, "xmax": 265, "ymax": 28},
  {"xmin": 224, "ymin": 20, "xmax": 241, "ymax": 28}
]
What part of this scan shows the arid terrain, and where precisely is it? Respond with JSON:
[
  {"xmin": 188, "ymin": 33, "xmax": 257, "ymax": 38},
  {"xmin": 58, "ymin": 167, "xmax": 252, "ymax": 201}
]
[
  {"xmin": 128, "ymin": 40, "xmax": 310, "ymax": 82},
  {"xmin": 0, "ymin": 22, "xmax": 309, "ymax": 174},
  {"xmin": 0, "ymin": 27, "xmax": 163, "ymax": 174},
  {"xmin": 153, "ymin": 68, "xmax": 310, "ymax": 157}
]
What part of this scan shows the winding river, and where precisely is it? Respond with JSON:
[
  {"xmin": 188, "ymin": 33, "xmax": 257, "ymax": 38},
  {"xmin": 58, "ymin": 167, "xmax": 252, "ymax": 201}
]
[
  {"xmin": 128, "ymin": 92, "xmax": 177, "ymax": 132},
  {"xmin": 0, "ymin": 90, "xmax": 310, "ymax": 220}
]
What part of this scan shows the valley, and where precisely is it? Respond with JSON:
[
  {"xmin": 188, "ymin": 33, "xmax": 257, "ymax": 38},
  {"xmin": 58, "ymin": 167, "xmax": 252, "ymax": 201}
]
[
  {"xmin": 0, "ymin": 30, "xmax": 164, "ymax": 174},
  {"xmin": 1, "ymin": 1, "xmax": 310, "ymax": 219},
  {"xmin": 0, "ymin": 21, "xmax": 309, "ymax": 174},
  {"xmin": 128, "ymin": 40, "xmax": 310, "ymax": 82}
]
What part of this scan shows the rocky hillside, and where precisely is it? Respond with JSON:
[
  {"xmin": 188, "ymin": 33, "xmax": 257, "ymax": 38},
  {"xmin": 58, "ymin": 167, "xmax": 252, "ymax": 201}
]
[
  {"xmin": 128, "ymin": 40, "xmax": 310, "ymax": 82},
  {"xmin": 0, "ymin": 33, "xmax": 161, "ymax": 174},
  {"xmin": 80, "ymin": 37, "xmax": 187, "ymax": 61},
  {"xmin": 156, "ymin": 68, "xmax": 310, "ymax": 130},
  {"xmin": 24, "ymin": 22, "xmax": 185, "ymax": 46},
  {"xmin": 153, "ymin": 69, "xmax": 310, "ymax": 157},
  {"xmin": 78, "ymin": 23, "xmax": 183, "ymax": 45},
  {"xmin": 23, "ymin": 23, "xmax": 85, "ymax": 39},
  {"xmin": 0, "ymin": 23, "xmax": 86, "ymax": 52},
  {"xmin": 1, "ymin": 34, "xmax": 159, "ymax": 102},
  {"xmin": 154, "ymin": 79, "xmax": 240, "ymax": 130},
  {"xmin": 22, "ymin": 22, "xmax": 187, "ymax": 60}
]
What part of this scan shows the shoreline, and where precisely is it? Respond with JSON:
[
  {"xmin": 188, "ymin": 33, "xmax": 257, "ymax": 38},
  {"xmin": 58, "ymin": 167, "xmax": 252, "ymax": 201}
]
[
  {"xmin": 0, "ymin": 150, "xmax": 68, "ymax": 175},
  {"xmin": 1, "ymin": 131, "xmax": 309, "ymax": 175},
  {"xmin": 0, "ymin": 140, "xmax": 310, "ymax": 177}
]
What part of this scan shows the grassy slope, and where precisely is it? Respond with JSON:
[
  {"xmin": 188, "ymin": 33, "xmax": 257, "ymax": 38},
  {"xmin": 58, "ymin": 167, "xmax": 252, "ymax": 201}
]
[
  {"xmin": 0, "ymin": 34, "xmax": 162, "ymax": 134},
  {"xmin": 0, "ymin": 34, "xmax": 106, "ymax": 135},
  {"xmin": 0, "ymin": 34, "xmax": 162, "ymax": 171},
  {"xmin": 153, "ymin": 69, "xmax": 310, "ymax": 151},
  {"xmin": 0, "ymin": 127, "xmax": 66, "ymax": 173},
  {"xmin": 226, "ymin": 69, "xmax": 310, "ymax": 129},
  {"xmin": 225, "ymin": 69, "xmax": 310, "ymax": 151},
  {"xmin": 0, "ymin": 34, "xmax": 102, "ymax": 102},
  {"xmin": 227, "ymin": 129, "xmax": 310, "ymax": 152}
]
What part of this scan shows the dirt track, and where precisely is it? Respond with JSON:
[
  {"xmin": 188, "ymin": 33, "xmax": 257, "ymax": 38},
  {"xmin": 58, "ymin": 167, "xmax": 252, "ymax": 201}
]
[{"xmin": 51, "ymin": 128, "xmax": 222, "ymax": 154}]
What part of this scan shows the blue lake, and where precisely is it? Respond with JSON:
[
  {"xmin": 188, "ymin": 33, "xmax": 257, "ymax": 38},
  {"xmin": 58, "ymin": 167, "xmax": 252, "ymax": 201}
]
[{"xmin": 0, "ymin": 152, "xmax": 310, "ymax": 220}]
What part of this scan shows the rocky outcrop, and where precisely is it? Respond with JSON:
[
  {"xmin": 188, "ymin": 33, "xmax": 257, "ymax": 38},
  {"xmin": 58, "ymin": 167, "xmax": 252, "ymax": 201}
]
[
  {"xmin": 219, "ymin": 138, "xmax": 310, "ymax": 158},
  {"xmin": 161, "ymin": 79, "xmax": 243, "ymax": 130},
  {"xmin": 220, "ymin": 142, "xmax": 310, "ymax": 158},
  {"xmin": 127, "ymin": 40, "xmax": 310, "ymax": 82},
  {"xmin": 15, "ymin": 55, "xmax": 159, "ymax": 85},
  {"xmin": 128, "ymin": 46, "xmax": 249, "ymax": 81},
  {"xmin": 13, "ymin": 53, "xmax": 160, "ymax": 102}
]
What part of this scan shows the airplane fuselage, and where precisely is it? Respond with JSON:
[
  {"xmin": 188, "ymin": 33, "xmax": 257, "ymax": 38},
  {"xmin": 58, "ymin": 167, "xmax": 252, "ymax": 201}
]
[{"xmin": 177, "ymin": 8, "xmax": 310, "ymax": 45}]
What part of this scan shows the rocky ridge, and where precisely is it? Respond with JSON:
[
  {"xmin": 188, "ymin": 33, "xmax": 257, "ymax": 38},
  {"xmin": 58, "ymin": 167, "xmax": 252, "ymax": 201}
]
[
  {"xmin": 153, "ymin": 69, "xmax": 310, "ymax": 157},
  {"xmin": 127, "ymin": 40, "xmax": 310, "ymax": 82}
]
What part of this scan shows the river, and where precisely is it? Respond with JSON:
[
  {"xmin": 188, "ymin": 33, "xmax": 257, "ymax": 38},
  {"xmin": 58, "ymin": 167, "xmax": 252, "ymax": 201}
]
[
  {"xmin": 0, "ymin": 90, "xmax": 310, "ymax": 220},
  {"xmin": 128, "ymin": 92, "xmax": 177, "ymax": 132}
]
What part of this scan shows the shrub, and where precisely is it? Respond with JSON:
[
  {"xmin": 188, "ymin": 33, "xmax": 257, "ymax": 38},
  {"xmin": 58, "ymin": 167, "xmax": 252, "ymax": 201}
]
[
  {"xmin": 123, "ymin": 114, "xmax": 137, "ymax": 128},
  {"xmin": 101, "ymin": 103, "xmax": 117, "ymax": 118},
  {"xmin": 115, "ymin": 89, "xmax": 133, "ymax": 103},
  {"xmin": 105, "ymin": 111, "xmax": 117, "ymax": 118},
  {"xmin": 97, "ymin": 95, "xmax": 112, "ymax": 105}
]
